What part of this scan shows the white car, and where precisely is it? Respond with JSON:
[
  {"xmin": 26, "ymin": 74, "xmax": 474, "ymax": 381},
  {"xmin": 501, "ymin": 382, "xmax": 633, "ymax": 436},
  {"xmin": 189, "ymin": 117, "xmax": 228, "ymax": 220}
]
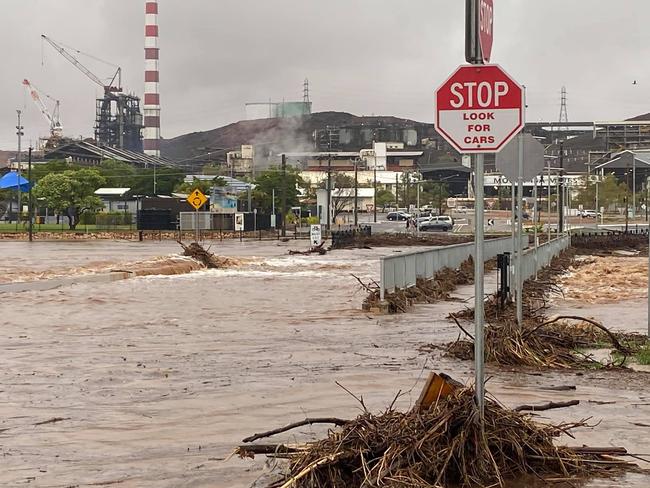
[{"xmin": 580, "ymin": 210, "xmax": 599, "ymax": 218}]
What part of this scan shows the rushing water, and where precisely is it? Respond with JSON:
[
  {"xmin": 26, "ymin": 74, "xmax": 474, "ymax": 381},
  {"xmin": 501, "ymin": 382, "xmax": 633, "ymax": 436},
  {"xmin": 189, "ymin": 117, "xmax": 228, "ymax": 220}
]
[{"xmin": 0, "ymin": 239, "xmax": 648, "ymax": 487}]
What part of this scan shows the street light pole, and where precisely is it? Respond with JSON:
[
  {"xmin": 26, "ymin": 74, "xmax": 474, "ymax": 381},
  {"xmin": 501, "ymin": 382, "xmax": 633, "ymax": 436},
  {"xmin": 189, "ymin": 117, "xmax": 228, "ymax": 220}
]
[
  {"xmin": 281, "ymin": 154, "xmax": 287, "ymax": 237},
  {"xmin": 28, "ymin": 147, "xmax": 33, "ymax": 242},
  {"xmin": 16, "ymin": 110, "xmax": 24, "ymax": 226},
  {"xmin": 354, "ymin": 158, "xmax": 359, "ymax": 226}
]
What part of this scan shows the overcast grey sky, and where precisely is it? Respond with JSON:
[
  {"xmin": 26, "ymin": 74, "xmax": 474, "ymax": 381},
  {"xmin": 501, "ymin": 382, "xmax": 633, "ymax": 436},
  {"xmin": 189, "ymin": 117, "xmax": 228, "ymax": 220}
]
[{"xmin": 1, "ymin": 0, "xmax": 648, "ymax": 149}]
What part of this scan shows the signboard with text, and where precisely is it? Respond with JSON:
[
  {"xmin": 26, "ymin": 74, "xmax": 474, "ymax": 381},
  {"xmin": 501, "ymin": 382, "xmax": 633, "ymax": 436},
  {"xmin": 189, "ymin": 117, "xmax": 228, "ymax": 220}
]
[
  {"xmin": 479, "ymin": 0, "xmax": 493, "ymax": 63},
  {"xmin": 435, "ymin": 64, "xmax": 524, "ymax": 153},
  {"xmin": 310, "ymin": 224, "xmax": 322, "ymax": 246}
]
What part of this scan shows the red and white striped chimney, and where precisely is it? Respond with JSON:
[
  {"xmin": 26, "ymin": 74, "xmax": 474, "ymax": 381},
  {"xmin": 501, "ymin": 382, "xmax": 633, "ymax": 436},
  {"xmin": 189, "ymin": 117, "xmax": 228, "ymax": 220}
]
[{"xmin": 144, "ymin": 1, "xmax": 161, "ymax": 156}]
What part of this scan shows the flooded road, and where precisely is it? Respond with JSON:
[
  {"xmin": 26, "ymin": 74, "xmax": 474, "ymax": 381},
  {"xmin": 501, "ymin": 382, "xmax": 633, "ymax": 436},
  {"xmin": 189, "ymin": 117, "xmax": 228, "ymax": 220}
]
[{"xmin": 0, "ymin": 239, "xmax": 648, "ymax": 487}]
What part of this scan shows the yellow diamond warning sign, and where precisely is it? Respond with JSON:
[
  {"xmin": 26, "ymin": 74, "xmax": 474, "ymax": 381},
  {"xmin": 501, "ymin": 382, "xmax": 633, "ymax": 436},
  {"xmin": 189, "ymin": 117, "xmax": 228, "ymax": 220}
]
[{"xmin": 187, "ymin": 189, "xmax": 208, "ymax": 210}]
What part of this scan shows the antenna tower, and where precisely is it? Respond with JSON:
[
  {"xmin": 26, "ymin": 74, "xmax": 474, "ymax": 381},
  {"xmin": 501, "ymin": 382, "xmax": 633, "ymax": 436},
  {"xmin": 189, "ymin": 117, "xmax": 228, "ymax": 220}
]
[{"xmin": 558, "ymin": 86, "xmax": 569, "ymax": 126}]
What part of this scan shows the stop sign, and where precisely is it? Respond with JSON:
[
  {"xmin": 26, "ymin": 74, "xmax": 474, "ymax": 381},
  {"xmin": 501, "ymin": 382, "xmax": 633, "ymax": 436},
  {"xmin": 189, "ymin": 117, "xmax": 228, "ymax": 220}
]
[
  {"xmin": 479, "ymin": 0, "xmax": 493, "ymax": 63},
  {"xmin": 435, "ymin": 64, "xmax": 524, "ymax": 153}
]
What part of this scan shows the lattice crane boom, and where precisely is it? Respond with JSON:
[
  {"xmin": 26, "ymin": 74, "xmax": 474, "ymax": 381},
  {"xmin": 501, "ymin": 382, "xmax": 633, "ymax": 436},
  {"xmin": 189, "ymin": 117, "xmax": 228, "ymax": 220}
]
[
  {"xmin": 22, "ymin": 78, "xmax": 63, "ymax": 136},
  {"xmin": 41, "ymin": 34, "xmax": 121, "ymax": 93}
]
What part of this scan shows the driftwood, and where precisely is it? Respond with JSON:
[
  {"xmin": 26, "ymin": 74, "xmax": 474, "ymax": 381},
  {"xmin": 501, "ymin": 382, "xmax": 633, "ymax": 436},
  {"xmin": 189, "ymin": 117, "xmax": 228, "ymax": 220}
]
[
  {"xmin": 288, "ymin": 242, "xmax": 327, "ymax": 255},
  {"xmin": 242, "ymin": 417, "xmax": 349, "ymax": 443},
  {"xmin": 178, "ymin": 241, "xmax": 234, "ymax": 268},
  {"xmin": 513, "ymin": 400, "xmax": 579, "ymax": 412},
  {"xmin": 524, "ymin": 315, "xmax": 632, "ymax": 355},
  {"xmin": 236, "ymin": 444, "xmax": 305, "ymax": 457}
]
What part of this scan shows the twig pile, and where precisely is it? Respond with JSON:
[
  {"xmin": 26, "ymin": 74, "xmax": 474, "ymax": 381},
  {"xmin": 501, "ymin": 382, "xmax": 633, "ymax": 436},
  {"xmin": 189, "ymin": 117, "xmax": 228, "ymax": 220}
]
[
  {"xmin": 445, "ymin": 250, "xmax": 646, "ymax": 368},
  {"xmin": 571, "ymin": 233, "xmax": 649, "ymax": 255},
  {"xmin": 341, "ymin": 232, "xmax": 474, "ymax": 249},
  {"xmin": 361, "ymin": 257, "xmax": 495, "ymax": 313},
  {"xmin": 178, "ymin": 241, "xmax": 236, "ymax": 268},
  {"xmin": 239, "ymin": 388, "xmax": 631, "ymax": 488}
]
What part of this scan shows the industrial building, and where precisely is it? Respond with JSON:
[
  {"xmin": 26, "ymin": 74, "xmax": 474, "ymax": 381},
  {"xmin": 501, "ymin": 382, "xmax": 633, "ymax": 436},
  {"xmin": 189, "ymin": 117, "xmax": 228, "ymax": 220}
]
[{"xmin": 44, "ymin": 141, "xmax": 173, "ymax": 168}]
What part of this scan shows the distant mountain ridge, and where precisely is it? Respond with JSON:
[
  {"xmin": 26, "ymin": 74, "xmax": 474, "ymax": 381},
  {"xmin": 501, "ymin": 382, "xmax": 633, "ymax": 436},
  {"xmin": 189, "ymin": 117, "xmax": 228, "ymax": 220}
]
[{"xmin": 160, "ymin": 111, "xmax": 431, "ymax": 162}]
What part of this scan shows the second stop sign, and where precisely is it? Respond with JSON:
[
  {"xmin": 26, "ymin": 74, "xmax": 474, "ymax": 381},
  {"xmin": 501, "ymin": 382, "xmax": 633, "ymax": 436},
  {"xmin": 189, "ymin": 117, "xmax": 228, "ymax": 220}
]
[{"xmin": 435, "ymin": 64, "xmax": 524, "ymax": 153}]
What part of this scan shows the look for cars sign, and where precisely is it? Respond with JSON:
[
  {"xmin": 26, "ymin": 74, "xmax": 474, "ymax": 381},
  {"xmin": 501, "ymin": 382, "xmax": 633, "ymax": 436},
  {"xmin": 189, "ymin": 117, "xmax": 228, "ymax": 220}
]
[{"xmin": 435, "ymin": 64, "xmax": 523, "ymax": 153}]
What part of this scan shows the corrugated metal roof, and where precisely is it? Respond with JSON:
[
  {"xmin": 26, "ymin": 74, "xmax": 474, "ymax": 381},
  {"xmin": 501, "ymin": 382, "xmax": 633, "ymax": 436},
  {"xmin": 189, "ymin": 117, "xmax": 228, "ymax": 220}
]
[
  {"xmin": 45, "ymin": 141, "xmax": 177, "ymax": 167},
  {"xmin": 95, "ymin": 187, "xmax": 131, "ymax": 196},
  {"xmin": 331, "ymin": 188, "xmax": 375, "ymax": 198}
]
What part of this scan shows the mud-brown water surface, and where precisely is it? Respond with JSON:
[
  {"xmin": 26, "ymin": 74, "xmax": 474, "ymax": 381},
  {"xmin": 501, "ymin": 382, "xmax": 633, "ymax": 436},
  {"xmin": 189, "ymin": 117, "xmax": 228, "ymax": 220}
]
[{"xmin": 0, "ymin": 240, "xmax": 648, "ymax": 487}]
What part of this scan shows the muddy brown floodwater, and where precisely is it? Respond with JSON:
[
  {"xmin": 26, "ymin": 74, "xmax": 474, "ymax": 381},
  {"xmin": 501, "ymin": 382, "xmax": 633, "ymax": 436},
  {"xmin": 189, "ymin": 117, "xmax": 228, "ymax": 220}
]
[{"xmin": 0, "ymin": 240, "xmax": 649, "ymax": 487}]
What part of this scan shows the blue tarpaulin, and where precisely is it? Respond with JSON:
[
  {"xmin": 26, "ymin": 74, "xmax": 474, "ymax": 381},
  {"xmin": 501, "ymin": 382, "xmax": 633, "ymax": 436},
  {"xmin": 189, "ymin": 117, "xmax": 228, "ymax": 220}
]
[{"xmin": 0, "ymin": 172, "xmax": 31, "ymax": 192}]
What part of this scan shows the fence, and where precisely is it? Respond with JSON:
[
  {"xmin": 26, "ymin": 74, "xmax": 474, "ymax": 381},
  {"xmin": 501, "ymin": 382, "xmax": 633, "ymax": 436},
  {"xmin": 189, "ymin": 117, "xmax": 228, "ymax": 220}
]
[
  {"xmin": 379, "ymin": 236, "xmax": 524, "ymax": 300},
  {"xmin": 519, "ymin": 235, "xmax": 571, "ymax": 281},
  {"xmin": 179, "ymin": 212, "xmax": 212, "ymax": 231},
  {"xmin": 331, "ymin": 226, "xmax": 372, "ymax": 249}
]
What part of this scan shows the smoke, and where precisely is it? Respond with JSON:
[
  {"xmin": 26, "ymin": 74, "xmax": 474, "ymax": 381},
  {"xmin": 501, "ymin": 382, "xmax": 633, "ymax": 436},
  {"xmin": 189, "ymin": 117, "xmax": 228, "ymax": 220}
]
[{"xmin": 250, "ymin": 116, "xmax": 314, "ymax": 170}]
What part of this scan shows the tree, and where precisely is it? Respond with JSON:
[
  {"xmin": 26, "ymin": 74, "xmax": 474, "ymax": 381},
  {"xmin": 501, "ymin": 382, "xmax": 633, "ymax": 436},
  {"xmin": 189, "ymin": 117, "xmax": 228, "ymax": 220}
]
[
  {"xmin": 574, "ymin": 174, "xmax": 628, "ymax": 211},
  {"xmin": 375, "ymin": 189, "xmax": 395, "ymax": 209},
  {"xmin": 317, "ymin": 173, "xmax": 363, "ymax": 222},
  {"xmin": 174, "ymin": 176, "xmax": 227, "ymax": 195},
  {"xmin": 34, "ymin": 169, "xmax": 106, "ymax": 229},
  {"xmin": 251, "ymin": 167, "xmax": 305, "ymax": 213},
  {"xmin": 31, "ymin": 160, "xmax": 82, "ymax": 182},
  {"xmin": 422, "ymin": 182, "xmax": 450, "ymax": 215}
]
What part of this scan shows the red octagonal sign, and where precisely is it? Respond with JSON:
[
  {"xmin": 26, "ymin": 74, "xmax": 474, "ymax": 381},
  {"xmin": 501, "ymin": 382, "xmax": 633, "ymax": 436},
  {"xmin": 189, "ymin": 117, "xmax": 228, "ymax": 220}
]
[{"xmin": 435, "ymin": 64, "xmax": 524, "ymax": 153}]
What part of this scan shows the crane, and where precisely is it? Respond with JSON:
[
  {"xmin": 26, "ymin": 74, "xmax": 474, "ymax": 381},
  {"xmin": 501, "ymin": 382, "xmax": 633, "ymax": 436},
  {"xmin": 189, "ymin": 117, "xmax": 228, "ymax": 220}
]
[
  {"xmin": 22, "ymin": 79, "xmax": 63, "ymax": 137},
  {"xmin": 41, "ymin": 34, "xmax": 121, "ymax": 93}
]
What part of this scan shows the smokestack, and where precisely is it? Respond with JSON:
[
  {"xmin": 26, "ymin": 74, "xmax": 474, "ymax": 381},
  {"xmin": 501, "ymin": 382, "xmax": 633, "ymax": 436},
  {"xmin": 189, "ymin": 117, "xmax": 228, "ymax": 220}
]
[{"xmin": 144, "ymin": 0, "xmax": 161, "ymax": 156}]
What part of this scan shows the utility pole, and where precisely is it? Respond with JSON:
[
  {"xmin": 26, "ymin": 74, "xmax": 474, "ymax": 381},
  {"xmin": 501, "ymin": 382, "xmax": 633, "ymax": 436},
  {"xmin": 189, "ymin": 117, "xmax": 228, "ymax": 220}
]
[
  {"xmin": 373, "ymin": 165, "xmax": 377, "ymax": 223},
  {"xmin": 326, "ymin": 156, "xmax": 332, "ymax": 230},
  {"xmin": 16, "ymin": 110, "xmax": 24, "ymax": 225},
  {"xmin": 395, "ymin": 173, "xmax": 399, "ymax": 208},
  {"xmin": 28, "ymin": 147, "xmax": 33, "ymax": 242},
  {"xmin": 351, "ymin": 158, "xmax": 357, "ymax": 226},
  {"xmin": 281, "ymin": 154, "xmax": 287, "ymax": 237},
  {"xmin": 625, "ymin": 167, "xmax": 630, "ymax": 233},
  {"xmin": 326, "ymin": 129, "xmax": 333, "ymax": 230},
  {"xmin": 558, "ymin": 141, "xmax": 564, "ymax": 234}
]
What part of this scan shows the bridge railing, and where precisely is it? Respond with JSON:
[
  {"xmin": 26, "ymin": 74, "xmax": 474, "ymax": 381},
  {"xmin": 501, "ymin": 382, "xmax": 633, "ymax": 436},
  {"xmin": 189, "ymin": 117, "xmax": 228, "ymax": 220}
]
[
  {"xmin": 519, "ymin": 235, "xmax": 571, "ymax": 281},
  {"xmin": 379, "ymin": 236, "xmax": 522, "ymax": 300}
]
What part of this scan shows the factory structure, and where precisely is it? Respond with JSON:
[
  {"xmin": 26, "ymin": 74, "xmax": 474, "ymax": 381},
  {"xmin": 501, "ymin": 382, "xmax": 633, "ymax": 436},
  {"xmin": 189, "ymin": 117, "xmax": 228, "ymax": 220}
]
[{"xmin": 27, "ymin": 2, "xmax": 161, "ymax": 159}]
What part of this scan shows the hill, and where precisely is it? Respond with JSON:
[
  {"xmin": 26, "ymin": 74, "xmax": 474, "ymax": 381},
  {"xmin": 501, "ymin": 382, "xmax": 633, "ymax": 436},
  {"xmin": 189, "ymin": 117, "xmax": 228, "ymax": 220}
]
[{"xmin": 160, "ymin": 111, "xmax": 430, "ymax": 162}]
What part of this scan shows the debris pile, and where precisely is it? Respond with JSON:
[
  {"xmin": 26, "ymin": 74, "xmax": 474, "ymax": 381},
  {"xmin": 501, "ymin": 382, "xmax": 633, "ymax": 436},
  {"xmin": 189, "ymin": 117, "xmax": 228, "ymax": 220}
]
[
  {"xmin": 178, "ymin": 241, "xmax": 237, "ymax": 268},
  {"xmin": 288, "ymin": 242, "xmax": 327, "ymax": 256},
  {"xmin": 361, "ymin": 256, "xmax": 495, "ymax": 313},
  {"xmin": 237, "ymin": 379, "xmax": 634, "ymax": 488},
  {"xmin": 444, "ymin": 250, "xmax": 647, "ymax": 368},
  {"xmin": 337, "ymin": 232, "xmax": 474, "ymax": 249},
  {"xmin": 571, "ymin": 232, "xmax": 648, "ymax": 255}
]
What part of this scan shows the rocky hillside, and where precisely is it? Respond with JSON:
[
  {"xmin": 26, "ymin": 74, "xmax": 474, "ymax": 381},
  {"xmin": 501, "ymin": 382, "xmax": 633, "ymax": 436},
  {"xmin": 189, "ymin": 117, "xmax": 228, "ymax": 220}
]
[{"xmin": 160, "ymin": 111, "xmax": 431, "ymax": 162}]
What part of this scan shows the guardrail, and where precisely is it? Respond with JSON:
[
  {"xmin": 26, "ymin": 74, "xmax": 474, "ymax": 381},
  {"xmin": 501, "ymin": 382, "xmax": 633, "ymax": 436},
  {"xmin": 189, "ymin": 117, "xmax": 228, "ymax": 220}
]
[
  {"xmin": 519, "ymin": 235, "xmax": 571, "ymax": 281},
  {"xmin": 379, "ymin": 236, "xmax": 524, "ymax": 300}
]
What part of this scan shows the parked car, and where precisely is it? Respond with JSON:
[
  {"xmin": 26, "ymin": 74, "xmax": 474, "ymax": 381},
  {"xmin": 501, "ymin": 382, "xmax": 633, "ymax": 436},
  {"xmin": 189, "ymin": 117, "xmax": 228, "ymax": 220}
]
[
  {"xmin": 387, "ymin": 211, "xmax": 411, "ymax": 221},
  {"xmin": 579, "ymin": 209, "xmax": 599, "ymax": 218},
  {"xmin": 419, "ymin": 215, "xmax": 454, "ymax": 232}
]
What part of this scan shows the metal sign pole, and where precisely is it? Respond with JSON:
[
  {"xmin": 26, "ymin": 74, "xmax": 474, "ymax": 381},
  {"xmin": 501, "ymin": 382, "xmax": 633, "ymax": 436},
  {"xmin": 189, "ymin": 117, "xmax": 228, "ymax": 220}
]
[
  {"xmin": 546, "ymin": 161, "xmax": 551, "ymax": 242},
  {"xmin": 511, "ymin": 183, "xmax": 516, "ymax": 301},
  {"xmin": 194, "ymin": 209, "xmax": 199, "ymax": 242},
  {"xmin": 474, "ymin": 153, "xmax": 485, "ymax": 417},
  {"xmin": 516, "ymin": 133, "xmax": 524, "ymax": 327},
  {"xmin": 533, "ymin": 179, "xmax": 538, "ymax": 278}
]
